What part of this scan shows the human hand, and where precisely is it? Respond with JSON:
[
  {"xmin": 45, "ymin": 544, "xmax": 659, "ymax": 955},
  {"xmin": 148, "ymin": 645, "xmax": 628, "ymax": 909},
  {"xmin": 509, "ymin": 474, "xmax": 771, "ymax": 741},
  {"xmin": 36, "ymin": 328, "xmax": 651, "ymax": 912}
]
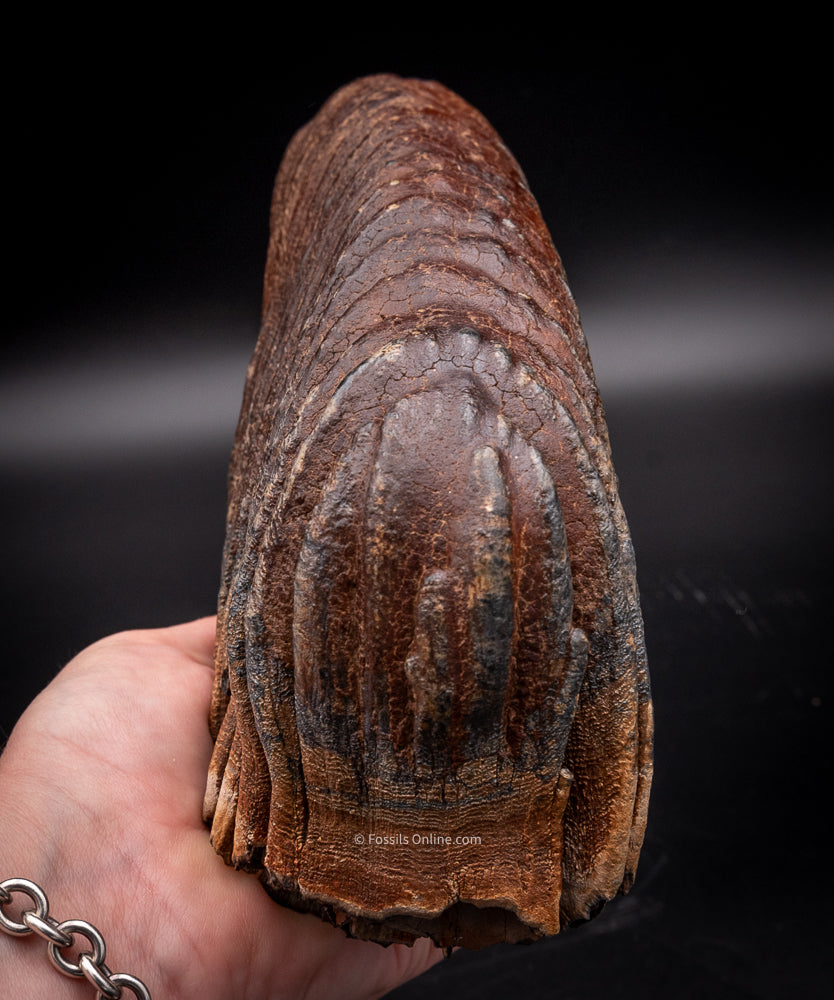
[{"xmin": 0, "ymin": 617, "xmax": 443, "ymax": 998}]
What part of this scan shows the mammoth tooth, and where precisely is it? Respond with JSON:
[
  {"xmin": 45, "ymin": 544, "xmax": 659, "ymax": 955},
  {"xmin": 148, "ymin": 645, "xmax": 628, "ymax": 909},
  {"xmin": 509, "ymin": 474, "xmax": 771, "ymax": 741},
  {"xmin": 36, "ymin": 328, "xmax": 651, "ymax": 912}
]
[{"xmin": 203, "ymin": 73, "xmax": 653, "ymax": 950}]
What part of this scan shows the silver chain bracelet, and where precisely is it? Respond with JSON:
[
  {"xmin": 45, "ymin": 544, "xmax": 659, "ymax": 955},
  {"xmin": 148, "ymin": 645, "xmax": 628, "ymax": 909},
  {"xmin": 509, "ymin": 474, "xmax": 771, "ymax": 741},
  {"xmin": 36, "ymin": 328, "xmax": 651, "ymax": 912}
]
[{"xmin": 0, "ymin": 877, "xmax": 151, "ymax": 999}]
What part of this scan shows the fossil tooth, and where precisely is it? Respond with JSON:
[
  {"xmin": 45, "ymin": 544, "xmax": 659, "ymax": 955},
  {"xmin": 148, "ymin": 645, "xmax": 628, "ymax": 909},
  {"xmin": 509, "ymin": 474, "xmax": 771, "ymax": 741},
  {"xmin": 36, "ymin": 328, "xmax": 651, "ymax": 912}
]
[{"xmin": 203, "ymin": 74, "xmax": 653, "ymax": 950}]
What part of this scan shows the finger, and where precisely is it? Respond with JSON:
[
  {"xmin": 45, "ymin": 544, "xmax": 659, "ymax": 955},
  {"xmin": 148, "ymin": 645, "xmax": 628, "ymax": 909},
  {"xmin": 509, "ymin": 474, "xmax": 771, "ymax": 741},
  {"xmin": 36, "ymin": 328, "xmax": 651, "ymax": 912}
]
[
  {"xmin": 157, "ymin": 615, "xmax": 217, "ymax": 667},
  {"xmin": 370, "ymin": 937, "xmax": 446, "ymax": 998}
]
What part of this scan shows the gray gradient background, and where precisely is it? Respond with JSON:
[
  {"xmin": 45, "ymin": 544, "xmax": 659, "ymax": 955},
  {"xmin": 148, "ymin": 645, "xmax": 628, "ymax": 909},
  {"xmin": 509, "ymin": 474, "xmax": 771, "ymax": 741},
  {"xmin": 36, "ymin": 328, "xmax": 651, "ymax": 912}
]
[{"xmin": 2, "ymin": 43, "xmax": 831, "ymax": 998}]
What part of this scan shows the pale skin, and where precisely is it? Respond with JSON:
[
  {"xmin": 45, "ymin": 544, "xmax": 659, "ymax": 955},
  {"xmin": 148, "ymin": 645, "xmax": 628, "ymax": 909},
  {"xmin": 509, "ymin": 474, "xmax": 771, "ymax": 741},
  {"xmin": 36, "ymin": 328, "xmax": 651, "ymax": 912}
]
[{"xmin": 0, "ymin": 617, "xmax": 444, "ymax": 998}]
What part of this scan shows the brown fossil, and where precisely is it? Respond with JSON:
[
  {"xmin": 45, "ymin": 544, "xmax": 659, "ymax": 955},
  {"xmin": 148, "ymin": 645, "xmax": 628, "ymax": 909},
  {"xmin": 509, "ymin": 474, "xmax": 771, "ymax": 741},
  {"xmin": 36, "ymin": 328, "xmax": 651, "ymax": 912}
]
[{"xmin": 203, "ymin": 74, "xmax": 653, "ymax": 950}]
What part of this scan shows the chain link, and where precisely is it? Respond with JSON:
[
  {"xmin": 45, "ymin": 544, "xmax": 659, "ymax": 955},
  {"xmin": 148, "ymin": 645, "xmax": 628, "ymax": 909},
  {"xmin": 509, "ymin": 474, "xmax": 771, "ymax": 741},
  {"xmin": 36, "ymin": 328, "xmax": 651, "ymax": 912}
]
[{"xmin": 0, "ymin": 877, "xmax": 152, "ymax": 999}]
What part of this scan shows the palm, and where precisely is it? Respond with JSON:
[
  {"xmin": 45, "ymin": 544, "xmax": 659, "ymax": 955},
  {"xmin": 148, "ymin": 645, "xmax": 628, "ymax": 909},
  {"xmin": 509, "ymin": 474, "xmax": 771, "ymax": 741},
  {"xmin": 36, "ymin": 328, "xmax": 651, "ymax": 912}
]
[{"xmin": 1, "ymin": 617, "xmax": 442, "ymax": 999}]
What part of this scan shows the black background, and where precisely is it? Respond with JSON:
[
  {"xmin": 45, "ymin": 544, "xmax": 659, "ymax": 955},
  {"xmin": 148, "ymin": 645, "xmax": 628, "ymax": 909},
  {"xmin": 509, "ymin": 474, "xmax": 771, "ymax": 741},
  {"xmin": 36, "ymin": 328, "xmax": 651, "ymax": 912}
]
[{"xmin": 2, "ymin": 39, "xmax": 831, "ymax": 998}]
